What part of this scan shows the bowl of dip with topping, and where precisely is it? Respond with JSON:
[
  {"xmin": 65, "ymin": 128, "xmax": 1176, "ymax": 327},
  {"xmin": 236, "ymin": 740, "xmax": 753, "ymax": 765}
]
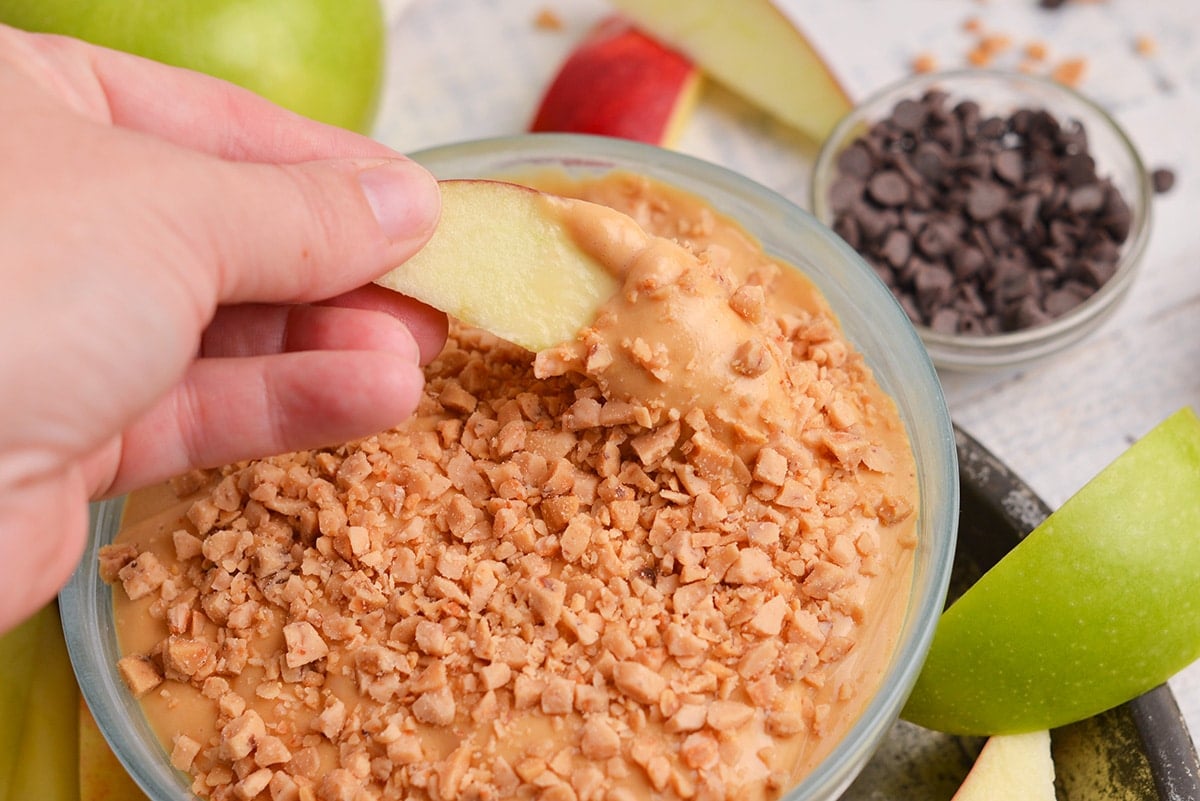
[{"xmin": 63, "ymin": 133, "xmax": 958, "ymax": 801}]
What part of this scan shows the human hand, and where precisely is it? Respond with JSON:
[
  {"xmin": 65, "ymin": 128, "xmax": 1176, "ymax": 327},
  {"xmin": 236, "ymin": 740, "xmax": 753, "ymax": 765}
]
[{"xmin": 0, "ymin": 25, "xmax": 447, "ymax": 632}]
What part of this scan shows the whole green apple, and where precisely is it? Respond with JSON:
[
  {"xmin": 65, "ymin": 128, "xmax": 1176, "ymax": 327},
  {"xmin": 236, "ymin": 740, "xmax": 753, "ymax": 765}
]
[
  {"xmin": 903, "ymin": 407, "xmax": 1200, "ymax": 735},
  {"xmin": 0, "ymin": 0, "xmax": 386, "ymax": 133}
]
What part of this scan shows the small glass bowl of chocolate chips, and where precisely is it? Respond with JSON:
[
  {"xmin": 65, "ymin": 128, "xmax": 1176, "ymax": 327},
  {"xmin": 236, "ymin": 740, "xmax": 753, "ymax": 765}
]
[{"xmin": 812, "ymin": 69, "xmax": 1152, "ymax": 371}]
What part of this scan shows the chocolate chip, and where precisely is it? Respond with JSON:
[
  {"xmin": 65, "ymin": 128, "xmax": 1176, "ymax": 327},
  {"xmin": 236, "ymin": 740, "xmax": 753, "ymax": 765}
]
[
  {"xmin": 829, "ymin": 176, "xmax": 864, "ymax": 214},
  {"xmin": 1068, "ymin": 184, "xmax": 1105, "ymax": 214},
  {"xmin": 993, "ymin": 150, "xmax": 1025, "ymax": 185},
  {"xmin": 953, "ymin": 247, "xmax": 986, "ymax": 280},
  {"xmin": 867, "ymin": 171, "xmax": 911, "ymax": 206},
  {"xmin": 827, "ymin": 92, "xmax": 1132, "ymax": 338},
  {"xmin": 891, "ymin": 99, "xmax": 927, "ymax": 132},
  {"xmin": 881, "ymin": 229, "xmax": 913, "ymax": 268},
  {"xmin": 917, "ymin": 221, "xmax": 956, "ymax": 258},
  {"xmin": 836, "ymin": 143, "xmax": 875, "ymax": 179},
  {"xmin": 1152, "ymin": 167, "xmax": 1176, "ymax": 194},
  {"xmin": 966, "ymin": 181, "xmax": 1009, "ymax": 221}
]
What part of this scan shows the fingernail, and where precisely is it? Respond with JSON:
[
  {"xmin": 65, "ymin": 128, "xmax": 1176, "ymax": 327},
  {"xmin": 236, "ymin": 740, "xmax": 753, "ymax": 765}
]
[{"xmin": 358, "ymin": 160, "xmax": 440, "ymax": 243}]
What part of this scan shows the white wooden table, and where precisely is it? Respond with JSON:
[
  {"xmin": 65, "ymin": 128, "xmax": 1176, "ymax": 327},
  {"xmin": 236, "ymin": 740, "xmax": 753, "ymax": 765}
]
[{"xmin": 376, "ymin": 0, "xmax": 1200, "ymax": 745}]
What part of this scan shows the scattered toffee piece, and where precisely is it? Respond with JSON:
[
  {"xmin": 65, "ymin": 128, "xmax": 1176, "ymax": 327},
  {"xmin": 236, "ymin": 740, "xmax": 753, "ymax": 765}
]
[{"xmin": 827, "ymin": 90, "xmax": 1133, "ymax": 336}]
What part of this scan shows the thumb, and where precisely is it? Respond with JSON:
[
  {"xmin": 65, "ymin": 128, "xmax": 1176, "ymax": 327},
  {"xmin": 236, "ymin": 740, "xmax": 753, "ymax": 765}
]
[{"xmin": 185, "ymin": 154, "xmax": 442, "ymax": 306}]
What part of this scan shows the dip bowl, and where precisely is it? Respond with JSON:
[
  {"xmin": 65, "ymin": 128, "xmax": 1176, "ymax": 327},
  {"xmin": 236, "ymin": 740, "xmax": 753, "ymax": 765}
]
[
  {"xmin": 811, "ymin": 70, "xmax": 1152, "ymax": 372},
  {"xmin": 63, "ymin": 134, "xmax": 958, "ymax": 801}
]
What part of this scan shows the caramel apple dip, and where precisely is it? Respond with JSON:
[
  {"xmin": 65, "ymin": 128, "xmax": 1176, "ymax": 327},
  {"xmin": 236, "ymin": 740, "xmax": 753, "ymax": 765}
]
[{"xmin": 101, "ymin": 172, "xmax": 918, "ymax": 801}]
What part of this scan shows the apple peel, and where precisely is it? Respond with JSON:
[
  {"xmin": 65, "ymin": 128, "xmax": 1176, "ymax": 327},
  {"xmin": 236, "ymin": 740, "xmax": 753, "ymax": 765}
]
[
  {"xmin": 375, "ymin": 180, "xmax": 620, "ymax": 353},
  {"xmin": 530, "ymin": 16, "xmax": 702, "ymax": 147},
  {"xmin": 904, "ymin": 407, "xmax": 1200, "ymax": 735}
]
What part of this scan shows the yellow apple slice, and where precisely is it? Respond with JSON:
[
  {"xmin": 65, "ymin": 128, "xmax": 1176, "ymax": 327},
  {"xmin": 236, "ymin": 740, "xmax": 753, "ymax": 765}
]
[
  {"xmin": 531, "ymin": 15, "xmax": 702, "ymax": 147},
  {"xmin": 375, "ymin": 180, "xmax": 621, "ymax": 352},
  {"xmin": 951, "ymin": 731, "xmax": 1055, "ymax": 801},
  {"xmin": 607, "ymin": 0, "xmax": 852, "ymax": 143}
]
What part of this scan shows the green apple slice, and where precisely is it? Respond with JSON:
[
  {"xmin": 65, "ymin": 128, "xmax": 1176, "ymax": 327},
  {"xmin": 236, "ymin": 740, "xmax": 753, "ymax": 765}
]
[
  {"xmin": 903, "ymin": 407, "xmax": 1200, "ymax": 735},
  {"xmin": 950, "ymin": 731, "xmax": 1055, "ymax": 801},
  {"xmin": 375, "ymin": 180, "xmax": 621, "ymax": 353}
]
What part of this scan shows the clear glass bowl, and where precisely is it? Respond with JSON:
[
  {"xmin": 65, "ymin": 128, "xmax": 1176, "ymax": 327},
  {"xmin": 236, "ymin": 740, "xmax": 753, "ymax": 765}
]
[
  {"xmin": 811, "ymin": 70, "xmax": 1152, "ymax": 372},
  {"xmin": 62, "ymin": 133, "xmax": 959, "ymax": 801}
]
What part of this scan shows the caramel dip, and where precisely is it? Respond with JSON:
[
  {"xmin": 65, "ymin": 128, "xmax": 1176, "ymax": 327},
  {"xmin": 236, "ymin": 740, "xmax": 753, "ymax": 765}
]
[{"xmin": 101, "ymin": 172, "xmax": 918, "ymax": 801}]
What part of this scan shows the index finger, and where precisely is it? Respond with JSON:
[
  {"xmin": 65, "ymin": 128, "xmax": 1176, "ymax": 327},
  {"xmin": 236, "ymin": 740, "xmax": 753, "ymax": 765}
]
[{"xmin": 18, "ymin": 27, "xmax": 399, "ymax": 163}]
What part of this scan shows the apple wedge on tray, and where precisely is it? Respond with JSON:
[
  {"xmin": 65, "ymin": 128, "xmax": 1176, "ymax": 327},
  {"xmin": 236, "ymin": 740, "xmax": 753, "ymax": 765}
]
[{"xmin": 530, "ymin": 16, "xmax": 701, "ymax": 147}]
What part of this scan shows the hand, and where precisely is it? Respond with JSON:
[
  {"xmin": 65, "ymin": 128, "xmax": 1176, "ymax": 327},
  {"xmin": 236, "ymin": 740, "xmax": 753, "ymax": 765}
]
[{"xmin": 0, "ymin": 25, "xmax": 448, "ymax": 632}]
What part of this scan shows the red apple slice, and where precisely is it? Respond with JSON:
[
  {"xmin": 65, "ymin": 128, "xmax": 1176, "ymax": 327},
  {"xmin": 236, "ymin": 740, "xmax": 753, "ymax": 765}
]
[
  {"xmin": 607, "ymin": 0, "xmax": 852, "ymax": 143},
  {"xmin": 530, "ymin": 16, "xmax": 701, "ymax": 147},
  {"xmin": 375, "ymin": 180, "xmax": 622, "ymax": 352},
  {"xmin": 951, "ymin": 731, "xmax": 1055, "ymax": 801}
]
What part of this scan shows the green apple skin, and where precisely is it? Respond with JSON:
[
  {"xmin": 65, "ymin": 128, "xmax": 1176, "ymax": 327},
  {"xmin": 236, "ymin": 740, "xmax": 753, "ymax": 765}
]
[
  {"xmin": 903, "ymin": 407, "xmax": 1200, "ymax": 735},
  {"xmin": 0, "ymin": 0, "xmax": 385, "ymax": 133}
]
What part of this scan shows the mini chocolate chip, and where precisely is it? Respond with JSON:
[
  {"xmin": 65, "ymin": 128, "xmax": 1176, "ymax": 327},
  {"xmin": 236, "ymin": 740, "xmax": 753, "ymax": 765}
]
[
  {"xmin": 930, "ymin": 308, "xmax": 960, "ymax": 333},
  {"xmin": 978, "ymin": 117, "xmax": 1007, "ymax": 140},
  {"xmin": 1068, "ymin": 184, "xmax": 1105, "ymax": 214},
  {"xmin": 892, "ymin": 98, "xmax": 927, "ymax": 132},
  {"xmin": 836, "ymin": 143, "xmax": 875, "ymax": 179},
  {"xmin": 1012, "ymin": 297, "xmax": 1052, "ymax": 330},
  {"xmin": 911, "ymin": 142, "xmax": 949, "ymax": 182},
  {"xmin": 993, "ymin": 150, "xmax": 1025, "ymax": 185},
  {"xmin": 967, "ymin": 181, "xmax": 1009, "ymax": 221},
  {"xmin": 881, "ymin": 229, "xmax": 914, "ymax": 268},
  {"xmin": 1152, "ymin": 167, "xmax": 1176, "ymax": 194},
  {"xmin": 1062, "ymin": 153, "xmax": 1098, "ymax": 187},
  {"xmin": 1012, "ymin": 193, "xmax": 1042, "ymax": 233},
  {"xmin": 829, "ymin": 176, "xmax": 865, "ymax": 214},
  {"xmin": 1044, "ymin": 287, "xmax": 1086, "ymax": 316},
  {"xmin": 916, "ymin": 221, "xmax": 956, "ymax": 258},
  {"xmin": 953, "ymin": 247, "xmax": 986, "ymax": 279},
  {"xmin": 867, "ymin": 171, "xmax": 912, "ymax": 206},
  {"xmin": 833, "ymin": 216, "xmax": 862, "ymax": 251}
]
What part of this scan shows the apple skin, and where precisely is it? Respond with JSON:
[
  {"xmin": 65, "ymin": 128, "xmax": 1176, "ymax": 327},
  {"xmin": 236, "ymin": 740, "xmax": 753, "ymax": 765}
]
[
  {"xmin": 950, "ymin": 731, "xmax": 1055, "ymax": 801},
  {"xmin": 607, "ymin": 0, "xmax": 852, "ymax": 144},
  {"xmin": 903, "ymin": 407, "xmax": 1200, "ymax": 735},
  {"xmin": 0, "ymin": 0, "xmax": 385, "ymax": 133},
  {"xmin": 375, "ymin": 180, "xmax": 620, "ymax": 352},
  {"xmin": 530, "ymin": 15, "xmax": 701, "ymax": 147}
]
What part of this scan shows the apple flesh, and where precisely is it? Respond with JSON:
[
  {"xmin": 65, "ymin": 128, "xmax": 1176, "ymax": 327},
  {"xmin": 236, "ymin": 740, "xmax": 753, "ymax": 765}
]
[
  {"xmin": 0, "ymin": 0, "xmax": 385, "ymax": 132},
  {"xmin": 903, "ymin": 408, "xmax": 1200, "ymax": 735},
  {"xmin": 950, "ymin": 730, "xmax": 1055, "ymax": 801},
  {"xmin": 375, "ymin": 180, "xmax": 621, "ymax": 352},
  {"xmin": 530, "ymin": 15, "xmax": 702, "ymax": 147},
  {"xmin": 606, "ymin": 0, "xmax": 853, "ymax": 144}
]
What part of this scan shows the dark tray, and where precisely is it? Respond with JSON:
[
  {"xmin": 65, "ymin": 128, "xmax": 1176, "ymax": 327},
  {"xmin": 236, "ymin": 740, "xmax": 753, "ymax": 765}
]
[{"xmin": 840, "ymin": 426, "xmax": 1200, "ymax": 800}]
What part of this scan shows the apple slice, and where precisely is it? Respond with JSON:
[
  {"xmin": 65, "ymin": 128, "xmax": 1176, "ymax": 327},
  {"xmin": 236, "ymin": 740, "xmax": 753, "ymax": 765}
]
[
  {"xmin": 903, "ymin": 408, "xmax": 1200, "ymax": 735},
  {"xmin": 606, "ymin": 0, "xmax": 852, "ymax": 143},
  {"xmin": 530, "ymin": 15, "xmax": 702, "ymax": 147},
  {"xmin": 375, "ymin": 180, "xmax": 621, "ymax": 352},
  {"xmin": 950, "ymin": 731, "xmax": 1055, "ymax": 801}
]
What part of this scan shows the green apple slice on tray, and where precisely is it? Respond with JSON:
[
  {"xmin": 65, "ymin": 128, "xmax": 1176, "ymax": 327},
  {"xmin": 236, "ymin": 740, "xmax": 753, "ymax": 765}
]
[{"xmin": 903, "ymin": 407, "xmax": 1200, "ymax": 736}]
